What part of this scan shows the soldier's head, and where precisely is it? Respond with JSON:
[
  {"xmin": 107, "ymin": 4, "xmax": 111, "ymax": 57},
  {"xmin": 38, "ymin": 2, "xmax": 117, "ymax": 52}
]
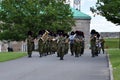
[
  {"xmin": 91, "ymin": 29, "xmax": 96, "ymax": 35},
  {"xmin": 27, "ymin": 31, "xmax": 33, "ymax": 36},
  {"xmin": 95, "ymin": 32, "xmax": 100, "ymax": 38},
  {"xmin": 57, "ymin": 30, "xmax": 64, "ymax": 36},
  {"xmin": 38, "ymin": 30, "xmax": 43, "ymax": 35},
  {"xmin": 70, "ymin": 31, "xmax": 75, "ymax": 35},
  {"xmin": 75, "ymin": 30, "xmax": 81, "ymax": 36}
]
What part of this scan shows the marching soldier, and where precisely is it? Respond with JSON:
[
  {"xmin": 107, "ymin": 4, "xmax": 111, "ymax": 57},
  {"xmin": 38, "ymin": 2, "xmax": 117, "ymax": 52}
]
[
  {"xmin": 27, "ymin": 31, "xmax": 34, "ymax": 58},
  {"xmin": 38, "ymin": 30, "xmax": 44, "ymax": 57},
  {"xmin": 64, "ymin": 33, "xmax": 69, "ymax": 55},
  {"xmin": 95, "ymin": 31, "xmax": 100, "ymax": 55},
  {"xmin": 74, "ymin": 31, "xmax": 82, "ymax": 57},
  {"xmin": 90, "ymin": 29, "xmax": 97, "ymax": 57},
  {"xmin": 38, "ymin": 30, "xmax": 50, "ymax": 57},
  {"xmin": 90, "ymin": 30, "xmax": 100, "ymax": 57},
  {"xmin": 100, "ymin": 36, "xmax": 105, "ymax": 54},
  {"xmin": 50, "ymin": 33, "xmax": 57, "ymax": 54},
  {"xmin": 80, "ymin": 31, "xmax": 85, "ymax": 55},
  {"xmin": 69, "ymin": 31, "xmax": 76, "ymax": 56},
  {"xmin": 57, "ymin": 30, "xmax": 66, "ymax": 60}
]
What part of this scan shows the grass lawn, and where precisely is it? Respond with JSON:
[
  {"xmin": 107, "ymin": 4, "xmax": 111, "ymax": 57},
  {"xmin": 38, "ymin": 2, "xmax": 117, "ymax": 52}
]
[
  {"xmin": 0, "ymin": 52, "xmax": 27, "ymax": 62},
  {"xmin": 107, "ymin": 49, "xmax": 120, "ymax": 80},
  {"xmin": 105, "ymin": 38, "xmax": 120, "ymax": 80},
  {"xmin": 105, "ymin": 38, "xmax": 120, "ymax": 49}
]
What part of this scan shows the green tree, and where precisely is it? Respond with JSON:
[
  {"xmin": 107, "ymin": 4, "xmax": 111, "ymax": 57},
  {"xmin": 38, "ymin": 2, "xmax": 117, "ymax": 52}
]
[
  {"xmin": 90, "ymin": 0, "xmax": 120, "ymax": 25},
  {"xmin": 0, "ymin": 0, "xmax": 75, "ymax": 41}
]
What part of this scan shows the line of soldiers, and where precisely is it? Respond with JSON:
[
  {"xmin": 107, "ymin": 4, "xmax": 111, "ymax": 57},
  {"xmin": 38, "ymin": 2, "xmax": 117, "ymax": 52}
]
[
  {"xmin": 90, "ymin": 29, "xmax": 105, "ymax": 57},
  {"xmin": 27, "ymin": 30, "xmax": 85, "ymax": 60}
]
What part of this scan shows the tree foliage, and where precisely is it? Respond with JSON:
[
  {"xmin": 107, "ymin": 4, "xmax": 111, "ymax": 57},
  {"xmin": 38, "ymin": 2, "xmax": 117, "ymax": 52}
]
[
  {"xmin": 0, "ymin": 0, "xmax": 75, "ymax": 41},
  {"xmin": 90, "ymin": 0, "xmax": 120, "ymax": 25}
]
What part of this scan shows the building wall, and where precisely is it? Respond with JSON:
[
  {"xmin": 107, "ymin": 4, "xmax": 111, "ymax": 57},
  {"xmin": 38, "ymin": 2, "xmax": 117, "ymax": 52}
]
[
  {"xmin": 0, "ymin": 41, "xmax": 26, "ymax": 52},
  {"xmin": 100, "ymin": 32, "xmax": 120, "ymax": 38},
  {"xmin": 72, "ymin": 19, "xmax": 90, "ymax": 48}
]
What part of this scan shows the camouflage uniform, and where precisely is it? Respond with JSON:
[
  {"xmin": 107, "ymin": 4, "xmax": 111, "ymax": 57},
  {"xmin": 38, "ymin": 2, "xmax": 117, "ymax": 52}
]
[
  {"xmin": 38, "ymin": 38, "xmax": 44, "ymax": 57},
  {"xmin": 38, "ymin": 30, "xmax": 44, "ymax": 57},
  {"xmin": 90, "ymin": 29, "xmax": 101, "ymax": 57},
  {"xmin": 51, "ymin": 36, "xmax": 57, "ymax": 54},
  {"xmin": 90, "ymin": 34, "xmax": 97, "ymax": 57},
  {"xmin": 27, "ymin": 35, "xmax": 34, "ymax": 57},
  {"xmin": 57, "ymin": 35, "xmax": 66, "ymax": 60},
  {"xmin": 64, "ymin": 36, "xmax": 69, "ymax": 55},
  {"xmin": 74, "ymin": 35, "xmax": 81, "ymax": 57},
  {"xmin": 96, "ymin": 39, "xmax": 101, "ymax": 54},
  {"xmin": 100, "ymin": 37, "xmax": 105, "ymax": 54},
  {"xmin": 80, "ymin": 32, "xmax": 85, "ymax": 55},
  {"xmin": 45, "ymin": 38, "xmax": 50, "ymax": 55}
]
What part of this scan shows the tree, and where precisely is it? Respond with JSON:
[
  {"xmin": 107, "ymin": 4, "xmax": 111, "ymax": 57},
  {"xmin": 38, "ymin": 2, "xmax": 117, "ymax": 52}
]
[
  {"xmin": 0, "ymin": 0, "xmax": 75, "ymax": 41},
  {"xmin": 90, "ymin": 0, "xmax": 120, "ymax": 25}
]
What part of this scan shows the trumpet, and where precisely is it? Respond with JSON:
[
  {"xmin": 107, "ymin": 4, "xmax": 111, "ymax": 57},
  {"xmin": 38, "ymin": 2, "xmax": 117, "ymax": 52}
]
[{"xmin": 41, "ymin": 30, "xmax": 49, "ymax": 42}]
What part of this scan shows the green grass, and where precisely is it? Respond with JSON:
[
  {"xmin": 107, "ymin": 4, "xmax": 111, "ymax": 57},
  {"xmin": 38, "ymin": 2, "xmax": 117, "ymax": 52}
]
[
  {"xmin": 105, "ymin": 38, "xmax": 120, "ymax": 80},
  {"xmin": 0, "ymin": 52, "xmax": 27, "ymax": 62},
  {"xmin": 105, "ymin": 38, "xmax": 120, "ymax": 49},
  {"xmin": 107, "ymin": 49, "xmax": 120, "ymax": 80}
]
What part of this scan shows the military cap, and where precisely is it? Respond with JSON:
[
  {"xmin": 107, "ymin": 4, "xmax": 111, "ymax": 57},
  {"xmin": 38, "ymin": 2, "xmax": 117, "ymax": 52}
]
[
  {"xmin": 95, "ymin": 32, "xmax": 100, "ymax": 38},
  {"xmin": 70, "ymin": 31, "xmax": 75, "ymax": 35},
  {"xmin": 57, "ymin": 30, "xmax": 64, "ymax": 35},
  {"xmin": 27, "ymin": 31, "xmax": 33, "ymax": 36},
  {"xmin": 75, "ymin": 30, "xmax": 81, "ymax": 35},
  {"xmin": 38, "ymin": 30, "xmax": 43, "ymax": 35},
  {"xmin": 90, "ymin": 29, "xmax": 96, "ymax": 35}
]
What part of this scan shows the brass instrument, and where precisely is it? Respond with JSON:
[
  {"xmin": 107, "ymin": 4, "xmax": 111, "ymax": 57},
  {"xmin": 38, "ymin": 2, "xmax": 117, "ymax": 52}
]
[{"xmin": 41, "ymin": 30, "xmax": 49, "ymax": 42}]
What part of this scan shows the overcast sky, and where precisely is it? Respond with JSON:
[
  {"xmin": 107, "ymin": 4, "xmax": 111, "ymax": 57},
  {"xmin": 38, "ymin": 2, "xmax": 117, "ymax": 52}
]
[{"xmin": 81, "ymin": 0, "xmax": 120, "ymax": 32}]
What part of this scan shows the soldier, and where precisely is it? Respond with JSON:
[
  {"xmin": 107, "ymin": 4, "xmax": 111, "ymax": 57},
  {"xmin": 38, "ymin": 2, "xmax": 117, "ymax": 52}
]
[
  {"xmin": 100, "ymin": 36, "xmax": 105, "ymax": 54},
  {"xmin": 64, "ymin": 33, "xmax": 69, "ymax": 55},
  {"xmin": 95, "ymin": 31, "xmax": 100, "ymax": 55},
  {"xmin": 38, "ymin": 30, "xmax": 44, "ymax": 57},
  {"xmin": 27, "ymin": 31, "xmax": 34, "ymax": 58},
  {"xmin": 80, "ymin": 31, "xmax": 85, "ymax": 55},
  {"xmin": 90, "ymin": 29, "xmax": 97, "ymax": 57},
  {"xmin": 69, "ymin": 31, "xmax": 76, "ymax": 56},
  {"xmin": 74, "ymin": 31, "xmax": 82, "ymax": 57},
  {"xmin": 57, "ymin": 30, "xmax": 66, "ymax": 60},
  {"xmin": 46, "ymin": 31, "xmax": 54, "ymax": 55},
  {"xmin": 50, "ymin": 32, "xmax": 57, "ymax": 54}
]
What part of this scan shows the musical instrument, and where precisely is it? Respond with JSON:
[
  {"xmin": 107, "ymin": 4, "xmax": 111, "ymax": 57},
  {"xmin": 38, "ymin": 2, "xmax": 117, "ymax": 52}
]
[{"xmin": 41, "ymin": 30, "xmax": 49, "ymax": 42}]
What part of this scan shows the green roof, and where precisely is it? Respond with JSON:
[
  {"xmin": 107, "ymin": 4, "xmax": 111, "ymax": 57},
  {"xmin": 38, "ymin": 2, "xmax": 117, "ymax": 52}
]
[{"xmin": 71, "ymin": 8, "xmax": 91, "ymax": 20}]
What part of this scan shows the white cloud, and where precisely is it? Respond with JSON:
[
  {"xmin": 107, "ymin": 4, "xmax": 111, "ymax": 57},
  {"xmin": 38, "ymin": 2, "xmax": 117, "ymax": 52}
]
[
  {"xmin": 90, "ymin": 16, "xmax": 120, "ymax": 32},
  {"xmin": 81, "ymin": 0, "xmax": 120, "ymax": 32}
]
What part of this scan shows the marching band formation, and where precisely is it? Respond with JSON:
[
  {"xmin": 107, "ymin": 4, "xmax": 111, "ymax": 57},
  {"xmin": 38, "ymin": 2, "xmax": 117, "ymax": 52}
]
[{"xmin": 27, "ymin": 29, "xmax": 105, "ymax": 60}]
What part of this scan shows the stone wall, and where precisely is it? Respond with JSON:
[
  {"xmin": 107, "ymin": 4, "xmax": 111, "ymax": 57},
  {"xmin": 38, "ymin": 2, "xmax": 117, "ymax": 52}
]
[
  {"xmin": 100, "ymin": 32, "xmax": 120, "ymax": 38},
  {"xmin": 0, "ymin": 41, "xmax": 27, "ymax": 52}
]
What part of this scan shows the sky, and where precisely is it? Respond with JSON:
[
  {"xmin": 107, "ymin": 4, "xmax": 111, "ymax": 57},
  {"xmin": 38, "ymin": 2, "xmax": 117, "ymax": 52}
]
[{"xmin": 81, "ymin": 0, "xmax": 120, "ymax": 32}]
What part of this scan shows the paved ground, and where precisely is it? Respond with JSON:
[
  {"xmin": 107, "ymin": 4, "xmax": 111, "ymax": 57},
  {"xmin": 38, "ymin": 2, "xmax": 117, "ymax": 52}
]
[{"xmin": 0, "ymin": 49, "xmax": 110, "ymax": 80}]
